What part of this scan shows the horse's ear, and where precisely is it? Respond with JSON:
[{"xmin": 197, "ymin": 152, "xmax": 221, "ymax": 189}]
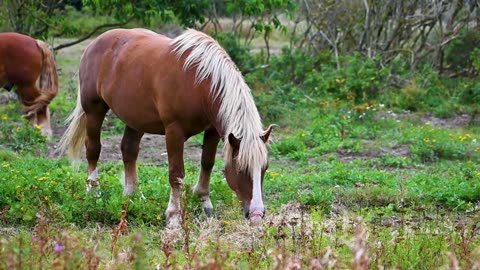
[
  {"xmin": 261, "ymin": 124, "xmax": 275, "ymax": 143},
  {"xmin": 228, "ymin": 133, "xmax": 241, "ymax": 149}
]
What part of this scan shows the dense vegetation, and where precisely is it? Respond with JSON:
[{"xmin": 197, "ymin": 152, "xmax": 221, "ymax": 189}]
[{"xmin": 1, "ymin": 0, "xmax": 480, "ymax": 269}]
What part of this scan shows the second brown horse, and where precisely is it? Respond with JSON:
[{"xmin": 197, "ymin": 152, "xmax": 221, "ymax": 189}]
[
  {"xmin": 0, "ymin": 32, "xmax": 58, "ymax": 138},
  {"xmin": 59, "ymin": 28, "xmax": 273, "ymax": 228}
]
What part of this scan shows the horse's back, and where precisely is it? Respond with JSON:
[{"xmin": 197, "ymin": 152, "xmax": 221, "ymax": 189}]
[
  {"xmin": 80, "ymin": 28, "xmax": 208, "ymax": 134},
  {"xmin": 0, "ymin": 33, "xmax": 42, "ymax": 85},
  {"xmin": 80, "ymin": 28, "xmax": 173, "ymax": 89}
]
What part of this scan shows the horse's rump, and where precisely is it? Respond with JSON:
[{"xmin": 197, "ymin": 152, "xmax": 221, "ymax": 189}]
[{"xmin": 0, "ymin": 33, "xmax": 42, "ymax": 87}]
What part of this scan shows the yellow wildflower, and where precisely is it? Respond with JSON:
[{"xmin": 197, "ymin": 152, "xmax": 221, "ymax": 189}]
[
  {"xmin": 34, "ymin": 124, "xmax": 42, "ymax": 130},
  {"xmin": 1, "ymin": 115, "xmax": 7, "ymax": 121},
  {"xmin": 268, "ymin": 171, "xmax": 280, "ymax": 177}
]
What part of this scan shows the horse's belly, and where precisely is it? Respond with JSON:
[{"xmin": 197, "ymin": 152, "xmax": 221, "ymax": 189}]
[
  {"xmin": 109, "ymin": 105, "xmax": 166, "ymax": 134},
  {"xmin": 128, "ymin": 120, "xmax": 166, "ymax": 134}
]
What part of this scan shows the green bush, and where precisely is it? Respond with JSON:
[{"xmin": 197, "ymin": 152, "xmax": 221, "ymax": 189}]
[
  {"xmin": 444, "ymin": 28, "xmax": 480, "ymax": 72},
  {"xmin": 251, "ymin": 48, "xmax": 391, "ymax": 124},
  {"xmin": 214, "ymin": 32, "xmax": 255, "ymax": 72},
  {"xmin": 54, "ymin": 5, "xmax": 122, "ymax": 37}
]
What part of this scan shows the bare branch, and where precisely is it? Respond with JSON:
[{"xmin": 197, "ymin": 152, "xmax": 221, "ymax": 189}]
[{"xmin": 53, "ymin": 20, "xmax": 133, "ymax": 51}]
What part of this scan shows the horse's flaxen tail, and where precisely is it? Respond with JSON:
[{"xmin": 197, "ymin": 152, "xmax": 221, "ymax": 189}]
[
  {"xmin": 57, "ymin": 91, "xmax": 86, "ymax": 167},
  {"xmin": 24, "ymin": 40, "xmax": 59, "ymax": 114}
]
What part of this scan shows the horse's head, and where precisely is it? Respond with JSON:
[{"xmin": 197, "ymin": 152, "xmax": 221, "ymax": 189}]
[{"xmin": 224, "ymin": 125, "xmax": 274, "ymax": 224}]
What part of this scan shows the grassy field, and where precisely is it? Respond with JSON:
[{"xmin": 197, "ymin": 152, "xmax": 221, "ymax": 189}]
[{"xmin": 1, "ymin": 37, "xmax": 480, "ymax": 269}]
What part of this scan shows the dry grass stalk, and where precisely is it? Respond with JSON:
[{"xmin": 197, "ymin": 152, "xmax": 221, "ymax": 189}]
[
  {"xmin": 351, "ymin": 218, "xmax": 369, "ymax": 270},
  {"xmin": 111, "ymin": 202, "xmax": 129, "ymax": 257}
]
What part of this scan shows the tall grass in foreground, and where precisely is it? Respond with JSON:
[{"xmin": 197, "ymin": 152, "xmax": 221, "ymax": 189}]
[{"xmin": 1, "ymin": 201, "xmax": 479, "ymax": 269}]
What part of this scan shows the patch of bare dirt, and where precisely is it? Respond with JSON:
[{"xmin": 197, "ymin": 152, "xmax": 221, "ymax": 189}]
[
  {"xmin": 50, "ymin": 133, "xmax": 222, "ymax": 165},
  {"xmin": 421, "ymin": 112, "xmax": 472, "ymax": 128},
  {"xmin": 379, "ymin": 110, "xmax": 473, "ymax": 128},
  {"xmin": 98, "ymin": 134, "xmax": 216, "ymax": 164},
  {"xmin": 336, "ymin": 142, "xmax": 411, "ymax": 163}
]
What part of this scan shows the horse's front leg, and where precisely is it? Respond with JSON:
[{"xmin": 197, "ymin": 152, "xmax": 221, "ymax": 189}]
[
  {"xmin": 121, "ymin": 126, "xmax": 144, "ymax": 195},
  {"xmin": 193, "ymin": 128, "xmax": 220, "ymax": 217},
  {"xmin": 84, "ymin": 105, "xmax": 108, "ymax": 192},
  {"xmin": 165, "ymin": 124, "xmax": 186, "ymax": 229}
]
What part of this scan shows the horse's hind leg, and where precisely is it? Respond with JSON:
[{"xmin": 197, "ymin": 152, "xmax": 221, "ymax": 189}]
[
  {"xmin": 193, "ymin": 129, "xmax": 220, "ymax": 217},
  {"xmin": 121, "ymin": 126, "xmax": 144, "ymax": 195},
  {"xmin": 84, "ymin": 102, "xmax": 109, "ymax": 190}
]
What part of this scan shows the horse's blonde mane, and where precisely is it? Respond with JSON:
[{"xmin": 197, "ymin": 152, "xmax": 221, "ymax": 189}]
[{"xmin": 171, "ymin": 29, "xmax": 267, "ymax": 174}]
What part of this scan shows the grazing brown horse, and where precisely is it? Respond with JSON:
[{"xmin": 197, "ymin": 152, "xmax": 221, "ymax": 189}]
[
  {"xmin": 58, "ymin": 28, "xmax": 273, "ymax": 228},
  {"xmin": 0, "ymin": 32, "xmax": 58, "ymax": 138}
]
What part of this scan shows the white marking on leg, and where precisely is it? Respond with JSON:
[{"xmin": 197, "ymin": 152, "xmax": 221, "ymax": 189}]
[
  {"xmin": 121, "ymin": 172, "xmax": 135, "ymax": 196},
  {"xmin": 165, "ymin": 178, "xmax": 183, "ymax": 229},
  {"xmin": 194, "ymin": 179, "xmax": 213, "ymax": 215},
  {"xmin": 88, "ymin": 168, "xmax": 98, "ymax": 180},
  {"xmin": 249, "ymin": 167, "xmax": 265, "ymax": 215},
  {"xmin": 86, "ymin": 168, "xmax": 99, "ymax": 193},
  {"xmin": 193, "ymin": 182, "xmax": 211, "ymax": 207},
  {"xmin": 39, "ymin": 109, "xmax": 52, "ymax": 139},
  {"xmin": 201, "ymin": 196, "xmax": 213, "ymax": 210},
  {"xmin": 193, "ymin": 182, "xmax": 208, "ymax": 196}
]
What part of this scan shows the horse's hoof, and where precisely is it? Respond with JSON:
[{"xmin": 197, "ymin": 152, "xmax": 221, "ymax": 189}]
[
  {"xmin": 86, "ymin": 179, "xmax": 101, "ymax": 195},
  {"xmin": 123, "ymin": 184, "xmax": 135, "ymax": 196},
  {"xmin": 204, "ymin": 207, "xmax": 214, "ymax": 217},
  {"xmin": 166, "ymin": 215, "xmax": 182, "ymax": 229}
]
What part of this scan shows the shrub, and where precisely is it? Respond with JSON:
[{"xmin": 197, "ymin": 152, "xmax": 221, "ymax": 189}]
[
  {"xmin": 214, "ymin": 32, "xmax": 256, "ymax": 72},
  {"xmin": 444, "ymin": 28, "xmax": 480, "ymax": 73}
]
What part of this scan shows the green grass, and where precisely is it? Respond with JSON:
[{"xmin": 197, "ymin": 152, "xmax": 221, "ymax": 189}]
[{"xmin": 1, "ymin": 36, "xmax": 480, "ymax": 269}]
